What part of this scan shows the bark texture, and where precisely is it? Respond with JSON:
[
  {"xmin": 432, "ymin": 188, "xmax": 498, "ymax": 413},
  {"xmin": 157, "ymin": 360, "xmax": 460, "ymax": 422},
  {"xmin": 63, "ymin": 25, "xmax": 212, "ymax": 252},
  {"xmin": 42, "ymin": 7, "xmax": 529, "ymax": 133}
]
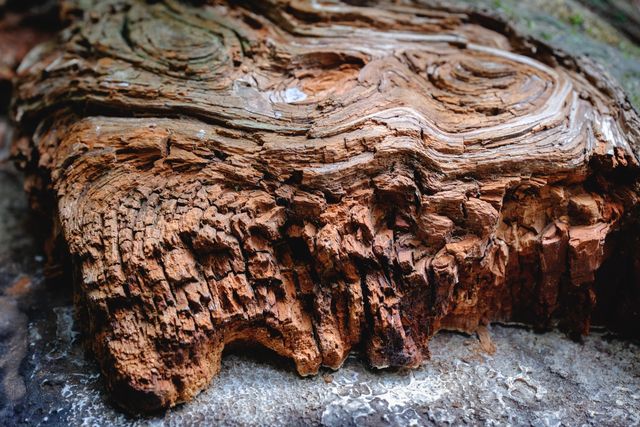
[{"xmin": 10, "ymin": 0, "xmax": 640, "ymax": 413}]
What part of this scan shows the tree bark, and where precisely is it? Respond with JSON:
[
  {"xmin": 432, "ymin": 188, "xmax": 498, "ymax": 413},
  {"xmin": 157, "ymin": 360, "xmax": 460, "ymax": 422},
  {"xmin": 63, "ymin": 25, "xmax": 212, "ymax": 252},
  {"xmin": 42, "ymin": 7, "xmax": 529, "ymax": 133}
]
[{"xmin": 11, "ymin": 0, "xmax": 640, "ymax": 414}]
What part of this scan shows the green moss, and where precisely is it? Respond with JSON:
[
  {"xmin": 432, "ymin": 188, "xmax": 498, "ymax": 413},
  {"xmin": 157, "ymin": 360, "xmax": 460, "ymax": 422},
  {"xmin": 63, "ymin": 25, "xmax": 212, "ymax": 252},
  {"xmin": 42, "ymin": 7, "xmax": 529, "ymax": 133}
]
[
  {"xmin": 568, "ymin": 13, "xmax": 585, "ymax": 27},
  {"xmin": 614, "ymin": 11, "xmax": 629, "ymax": 24}
]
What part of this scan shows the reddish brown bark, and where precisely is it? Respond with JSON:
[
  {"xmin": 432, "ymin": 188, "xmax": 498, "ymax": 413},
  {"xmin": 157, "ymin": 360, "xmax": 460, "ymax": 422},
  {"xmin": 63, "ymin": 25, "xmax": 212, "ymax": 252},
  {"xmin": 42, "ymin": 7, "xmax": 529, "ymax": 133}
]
[{"xmin": 10, "ymin": 0, "xmax": 640, "ymax": 414}]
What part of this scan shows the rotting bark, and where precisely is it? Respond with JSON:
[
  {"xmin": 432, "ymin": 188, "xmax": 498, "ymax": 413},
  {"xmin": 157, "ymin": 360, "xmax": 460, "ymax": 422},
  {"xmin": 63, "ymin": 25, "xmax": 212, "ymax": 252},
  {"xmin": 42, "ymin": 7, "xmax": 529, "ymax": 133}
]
[
  {"xmin": 9, "ymin": 0, "xmax": 640, "ymax": 414},
  {"xmin": 0, "ymin": 0, "xmax": 58, "ymax": 145},
  {"xmin": 0, "ymin": 1, "xmax": 57, "ymax": 102}
]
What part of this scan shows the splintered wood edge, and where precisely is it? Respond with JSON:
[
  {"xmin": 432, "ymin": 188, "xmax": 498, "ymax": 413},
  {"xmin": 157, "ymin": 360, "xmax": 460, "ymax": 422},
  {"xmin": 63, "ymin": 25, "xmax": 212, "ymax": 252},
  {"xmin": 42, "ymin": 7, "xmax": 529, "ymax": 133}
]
[{"xmin": 11, "ymin": 0, "xmax": 640, "ymax": 413}]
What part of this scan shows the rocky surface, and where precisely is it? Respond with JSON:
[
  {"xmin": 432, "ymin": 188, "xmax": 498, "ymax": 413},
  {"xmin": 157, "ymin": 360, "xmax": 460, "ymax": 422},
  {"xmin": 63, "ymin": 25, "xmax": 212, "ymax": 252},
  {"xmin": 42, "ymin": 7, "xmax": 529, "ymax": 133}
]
[
  {"xmin": 460, "ymin": 0, "xmax": 640, "ymax": 111},
  {"xmin": 1, "ymin": 0, "xmax": 640, "ymax": 424},
  {"xmin": 2, "ymin": 258, "xmax": 640, "ymax": 426},
  {"xmin": 577, "ymin": 0, "xmax": 640, "ymax": 45}
]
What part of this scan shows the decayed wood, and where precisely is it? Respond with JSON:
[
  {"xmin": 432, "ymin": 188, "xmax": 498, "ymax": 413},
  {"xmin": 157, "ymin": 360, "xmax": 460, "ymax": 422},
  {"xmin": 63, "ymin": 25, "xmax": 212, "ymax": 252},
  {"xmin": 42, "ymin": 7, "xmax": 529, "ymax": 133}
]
[
  {"xmin": 0, "ymin": 0, "xmax": 58, "ymax": 144},
  {"xmin": 0, "ymin": 1, "xmax": 57, "ymax": 88},
  {"xmin": 10, "ymin": 0, "xmax": 640, "ymax": 413}
]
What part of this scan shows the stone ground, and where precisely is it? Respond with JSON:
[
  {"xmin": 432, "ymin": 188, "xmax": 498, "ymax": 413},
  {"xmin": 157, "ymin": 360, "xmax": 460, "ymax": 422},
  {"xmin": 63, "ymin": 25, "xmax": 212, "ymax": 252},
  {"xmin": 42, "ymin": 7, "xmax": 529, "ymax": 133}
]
[
  {"xmin": 457, "ymin": 0, "xmax": 640, "ymax": 109},
  {"xmin": 1, "ymin": 0, "xmax": 640, "ymax": 426}
]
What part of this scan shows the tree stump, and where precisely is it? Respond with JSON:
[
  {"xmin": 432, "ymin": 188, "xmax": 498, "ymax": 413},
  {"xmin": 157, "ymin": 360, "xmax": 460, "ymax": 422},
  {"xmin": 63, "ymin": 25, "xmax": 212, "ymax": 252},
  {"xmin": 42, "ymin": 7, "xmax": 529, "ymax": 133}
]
[{"xmin": 11, "ymin": 0, "xmax": 640, "ymax": 413}]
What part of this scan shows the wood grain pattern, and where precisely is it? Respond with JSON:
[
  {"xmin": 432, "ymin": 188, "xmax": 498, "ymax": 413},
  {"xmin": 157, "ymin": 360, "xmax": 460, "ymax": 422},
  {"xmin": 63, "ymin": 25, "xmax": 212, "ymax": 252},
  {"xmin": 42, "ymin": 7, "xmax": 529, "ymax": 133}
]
[{"xmin": 11, "ymin": 0, "xmax": 640, "ymax": 413}]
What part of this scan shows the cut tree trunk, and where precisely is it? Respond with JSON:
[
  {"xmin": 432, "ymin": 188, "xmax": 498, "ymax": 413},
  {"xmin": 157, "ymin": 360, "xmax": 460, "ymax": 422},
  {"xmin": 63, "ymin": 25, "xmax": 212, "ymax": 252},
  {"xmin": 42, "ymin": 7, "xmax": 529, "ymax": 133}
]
[{"xmin": 10, "ymin": 0, "xmax": 640, "ymax": 414}]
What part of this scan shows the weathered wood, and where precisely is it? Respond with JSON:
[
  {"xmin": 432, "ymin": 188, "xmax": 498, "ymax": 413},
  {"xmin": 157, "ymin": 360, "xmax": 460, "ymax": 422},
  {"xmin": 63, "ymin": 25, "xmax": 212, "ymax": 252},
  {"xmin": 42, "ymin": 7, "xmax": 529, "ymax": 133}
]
[
  {"xmin": 0, "ymin": 1, "xmax": 57, "ymax": 91},
  {"xmin": 11, "ymin": 0, "xmax": 640, "ymax": 413},
  {"xmin": 0, "ymin": 0, "xmax": 58, "ymax": 146}
]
